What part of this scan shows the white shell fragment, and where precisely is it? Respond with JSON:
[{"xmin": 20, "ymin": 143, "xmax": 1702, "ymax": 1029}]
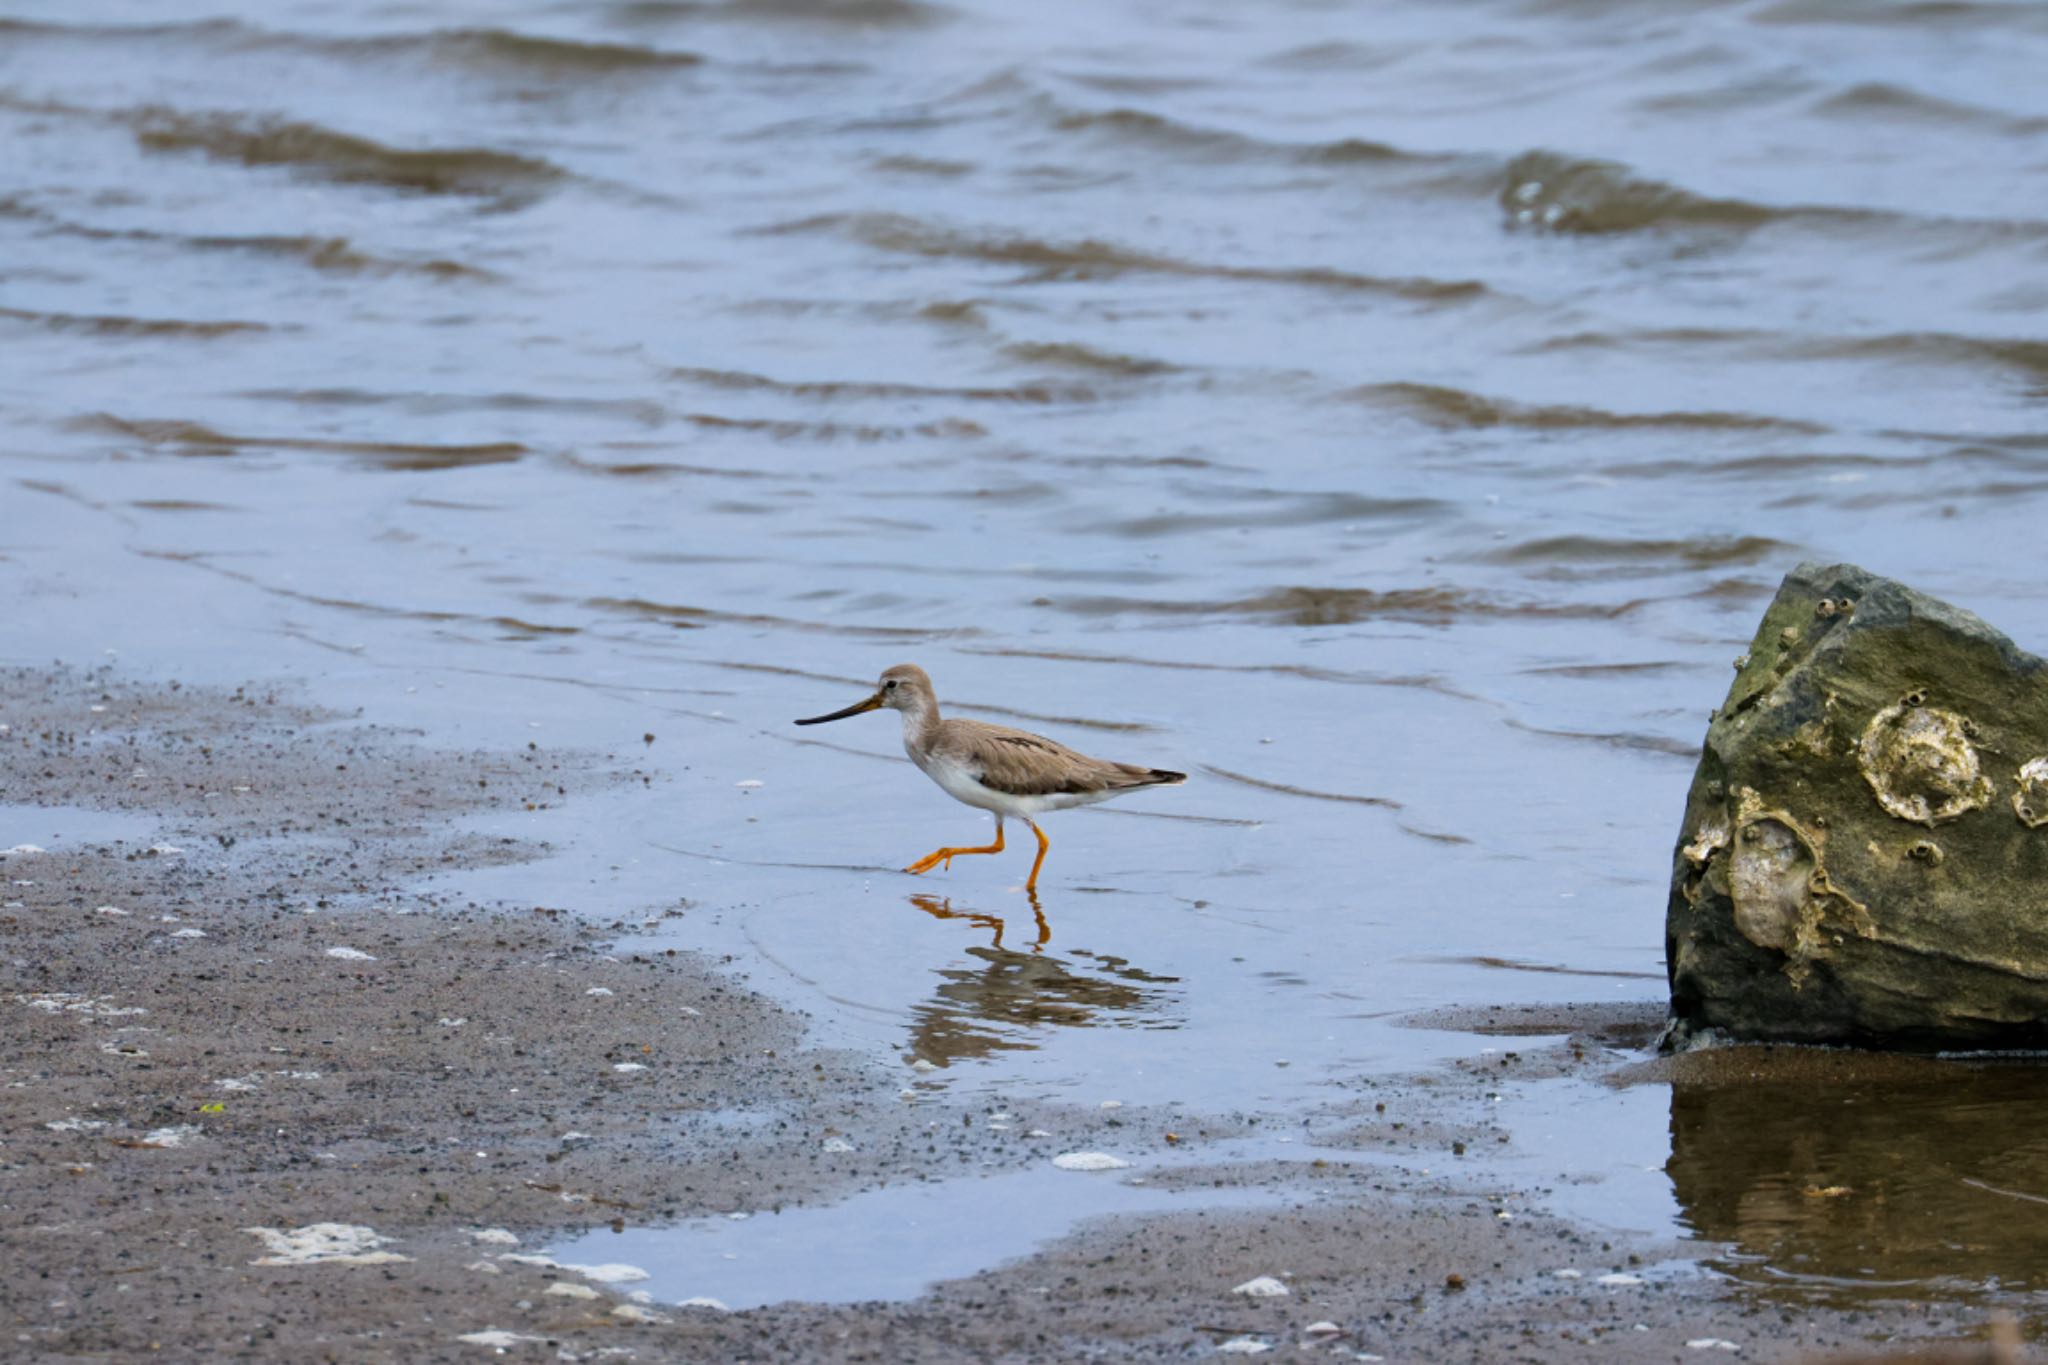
[
  {"xmin": 245, "ymin": 1223, "xmax": 412, "ymax": 1266},
  {"xmin": 1052, "ymin": 1151, "xmax": 1130, "ymax": 1172},
  {"xmin": 469, "ymin": 1228, "xmax": 520, "ymax": 1246},
  {"xmin": 545, "ymin": 1282, "xmax": 600, "ymax": 1300},
  {"xmin": 141, "ymin": 1124, "xmax": 203, "ymax": 1147},
  {"xmin": 325, "ymin": 947, "xmax": 377, "ymax": 961},
  {"xmin": 822, "ymin": 1136, "xmax": 856, "ymax": 1153},
  {"xmin": 611, "ymin": 1303, "xmax": 670, "ymax": 1324},
  {"xmin": 1231, "ymin": 1275, "xmax": 1291, "ymax": 1298},
  {"xmin": 457, "ymin": 1330, "xmax": 543, "ymax": 1347},
  {"xmin": 498, "ymin": 1253, "xmax": 648, "ymax": 1284},
  {"xmin": 679, "ymin": 1296, "xmax": 731, "ymax": 1311},
  {"xmin": 1687, "ymin": 1341, "xmax": 1741, "ymax": 1353},
  {"xmin": 1596, "ymin": 1272, "xmax": 1645, "ymax": 1286},
  {"xmin": 1217, "ymin": 1339, "xmax": 1273, "ymax": 1355}
]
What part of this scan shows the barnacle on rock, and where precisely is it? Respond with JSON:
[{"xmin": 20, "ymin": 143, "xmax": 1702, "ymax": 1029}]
[
  {"xmin": 1906, "ymin": 840, "xmax": 1944, "ymax": 867},
  {"xmin": 2015, "ymin": 757, "xmax": 2048, "ymax": 829},
  {"xmin": 1718, "ymin": 789, "xmax": 1875, "ymax": 984},
  {"xmin": 1857, "ymin": 700, "xmax": 1991, "ymax": 827}
]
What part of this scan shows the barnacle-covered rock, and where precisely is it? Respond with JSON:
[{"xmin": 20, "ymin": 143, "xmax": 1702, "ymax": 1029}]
[{"xmin": 1667, "ymin": 563, "xmax": 2048, "ymax": 1048}]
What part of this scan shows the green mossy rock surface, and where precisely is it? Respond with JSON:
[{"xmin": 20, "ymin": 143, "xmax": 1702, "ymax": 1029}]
[{"xmin": 1668, "ymin": 562, "xmax": 2048, "ymax": 1048}]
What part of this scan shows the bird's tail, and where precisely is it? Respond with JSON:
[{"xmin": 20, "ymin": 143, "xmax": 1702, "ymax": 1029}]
[{"xmin": 1115, "ymin": 765, "xmax": 1185, "ymax": 787}]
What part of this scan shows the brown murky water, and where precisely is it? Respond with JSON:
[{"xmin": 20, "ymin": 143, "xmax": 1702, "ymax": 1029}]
[{"xmin": 5, "ymin": 0, "xmax": 2048, "ymax": 1316}]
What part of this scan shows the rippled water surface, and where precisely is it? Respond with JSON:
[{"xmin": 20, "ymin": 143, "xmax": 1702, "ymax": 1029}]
[{"xmin": 6, "ymin": 0, "xmax": 2048, "ymax": 1313}]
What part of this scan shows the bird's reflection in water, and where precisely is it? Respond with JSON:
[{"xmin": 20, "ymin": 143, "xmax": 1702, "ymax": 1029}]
[{"xmin": 905, "ymin": 894, "xmax": 1180, "ymax": 1067}]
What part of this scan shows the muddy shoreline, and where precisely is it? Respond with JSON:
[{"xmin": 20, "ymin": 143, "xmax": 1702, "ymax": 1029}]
[{"xmin": 0, "ymin": 665, "xmax": 2018, "ymax": 1361}]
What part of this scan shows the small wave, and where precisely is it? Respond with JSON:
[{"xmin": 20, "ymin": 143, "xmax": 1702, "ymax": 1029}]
[
  {"xmin": 1498, "ymin": 152, "xmax": 2048, "ymax": 241},
  {"xmin": 240, "ymin": 387, "xmax": 666, "ymax": 424},
  {"xmin": 1516, "ymin": 326, "xmax": 1771, "ymax": 354},
  {"xmin": 562, "ymin": 455, "xmax": 770, "ymax": 479},
  {"xmin": 158, "ymin": 227, "xmax": 490, "ymax": 279},
  {"xmin": 1082, "ymin": 492, "xmax": 1447, "ymax": 540},
  {"xmin": 1254, "ymin": 39, "xmax": 1413, "ymax": 71},
  {"xmin": 609, "ymin": 0, "xmax": 952, "ymax": 27},
  {"xmin": 954, "ymin": 702, "xmax": 1158, "ymax": 734},
  {"xmin": 999, "ymin": 341, "xmax": 1178, "ymax": 377},
  {"xmin": 584, "ymin": 595, "xmax": 961, "ymax": 639},
  {"xmin": 74, "ymin": 415, "xmax": 526, "ymax": 471},
  {"xmin": 669, "ymin": 363, "xmax": 1093, "ymax": 404},
  {"xmin": 1752, "ymin": 0, "xmax": 2048, "ymax": 33},
  {"xmin": 1501, "ymin": 718, "xmax": 1699, "ymax": 759},
  {"xmin": 1044, "ymin": 584, "xmax": 1621, "ymax": 625},
  {"xmin": 1201, "ymin": 765, "xmax": 1402, "ymax": 810},
  {"xmin": 962, "ymin": 646, "xmax": 1490, "ymax": 702},
  {"xmin": 1500, "ymin": 150, "xmax": 1784, "ymax": 234},
  {"xmin": 683, "ymin": 411, "xmax": 987, "ymax": 440},
  {"xmin": 186, "ymin": 233, "xmax": 489, "ymax": 279},
  {"xmin": 1785, "ymin": 331, "xmax": 2048, "ymax": 381},
  {"xmin": 1480, "ymin": 534, "xmax": 1788, "ymax": 570},
  {"xmin": 1050, "ymin": 106, "xmax": 1259, "ymax": 161},
  {"xmin": 1520, "ymin": 660, "xmax": 1700, "ymax": 679},
  {"xmin": 368, "ymin": 28, "xmax": 703, "ymax": 74},
  {"xmin": 1402, "ymin": 956, "xmax": 1664, "ymax": 982},
  {"xmin": 0, "ymin": 17, "xmax": 705, "ymax": 78},
  {"xmin": 0, "ymin": 305, "xmax": 269, "ymax": 338},
  {"xmin": 1347, "ymin": 381, "xmax": 1824, "ymax": 434},
  {"xmin": 1811, "ymin": 81, "xmax": 2034, "ymax": 130},
  {"xmin": 129, "ymin": 108, "xmax": 567, "ymax": 201},
  {"xmin": 763, "ymin": 212, "xmax": 1489, "ymax": 303},
  {"xmin": 132, "ymin": 499, "xmax": 236, "ymax": 512},
  {"xmin": 917, "ymin": 300, "xmax": 988, "ymax": 328},
  {"xmin": 873, "ymin": 154, "xmax": 975, "ymax": 178},
  {"xmin": 1298, "ymin": 136, "xmax": 1411, "ymax": 165},
  {"xmin": 1047, "ymin": 100, "xmax": 1424, "ymax": 170}
]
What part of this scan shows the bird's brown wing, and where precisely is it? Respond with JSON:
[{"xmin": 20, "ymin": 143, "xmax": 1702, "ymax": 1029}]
[{"xmin": 940, "ymin": 720, "xmax": 1132, "ymax": 798}]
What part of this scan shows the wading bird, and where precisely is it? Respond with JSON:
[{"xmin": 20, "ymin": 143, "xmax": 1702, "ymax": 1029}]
[{"xmin": 794, "ymin": 664, "xmax": 1185, "ymax": 892}]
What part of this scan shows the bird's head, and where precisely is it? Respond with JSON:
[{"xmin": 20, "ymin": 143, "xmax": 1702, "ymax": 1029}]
[{"xmin": 794, "ymin": 663, "xmax": 934, "ymax": 725}]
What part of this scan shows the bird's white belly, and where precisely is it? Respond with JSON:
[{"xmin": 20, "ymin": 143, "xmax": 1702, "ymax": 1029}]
[
  {"xmin": 919, "ymin": 750, "xmax": 1015, "ymax": 813},
  {"xmin": 913, "ymin": 748, "xmax": 1114, "ymax": 818}
]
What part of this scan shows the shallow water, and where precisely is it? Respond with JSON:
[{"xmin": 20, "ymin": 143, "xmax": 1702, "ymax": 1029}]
[
  {"xmin": 550, "ymin": 1150, "xmax": 1290, "ymax": 1309},
  {"xmin": 5, "ymin": 0, "xmax": 2048, "ymax": 1314}
]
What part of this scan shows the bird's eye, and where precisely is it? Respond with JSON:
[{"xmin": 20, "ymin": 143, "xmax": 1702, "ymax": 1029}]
[{"xmin": 885, "ymin": 679, "xmax": 898, "ymax": 690}]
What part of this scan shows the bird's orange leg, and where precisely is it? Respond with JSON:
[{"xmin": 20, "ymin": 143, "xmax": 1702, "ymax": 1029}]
[
  {"xmin": 905, "ymin": 819, "xmax": 1004, "ymax": 876},
  {"xmin": 1023, "ymin": 820, "xmax": 1050, "ymax": 893}
]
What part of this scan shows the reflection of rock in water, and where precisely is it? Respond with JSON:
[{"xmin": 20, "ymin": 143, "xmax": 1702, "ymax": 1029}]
[
  {"xmin": 1666, "ymin": 1054, "xmax": 2048, "ymax": 1305},
  {"xmin": 904, "ymin": 897, "xmax": 1178, "ymax": 1067}
]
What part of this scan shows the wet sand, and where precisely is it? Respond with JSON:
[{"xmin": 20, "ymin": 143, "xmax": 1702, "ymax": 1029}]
[{"xmin": 1, "ymin": 664, "xmax": 2023, "ymax": 1362}]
